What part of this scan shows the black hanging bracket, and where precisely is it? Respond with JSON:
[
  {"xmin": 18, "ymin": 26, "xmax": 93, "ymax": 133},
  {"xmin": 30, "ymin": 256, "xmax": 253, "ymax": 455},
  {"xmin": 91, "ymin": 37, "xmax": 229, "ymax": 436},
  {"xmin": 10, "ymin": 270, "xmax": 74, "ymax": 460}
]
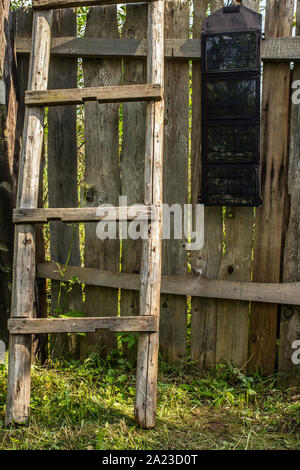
[
  {"xmin": 224, "ymin": 0, "xmax": 242, "ymax": 13},
  {"xmin": 223, "ymin": 5, "xmax": 240, "ymax": 13}
]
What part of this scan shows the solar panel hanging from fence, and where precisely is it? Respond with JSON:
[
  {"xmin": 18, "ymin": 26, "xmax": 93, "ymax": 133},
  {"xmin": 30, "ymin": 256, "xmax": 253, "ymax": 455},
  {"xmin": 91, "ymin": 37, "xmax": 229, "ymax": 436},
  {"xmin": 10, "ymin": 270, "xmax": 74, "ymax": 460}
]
[{"xmin": 201, "ymin": 2, "xmax": 262, "ymax": 206}]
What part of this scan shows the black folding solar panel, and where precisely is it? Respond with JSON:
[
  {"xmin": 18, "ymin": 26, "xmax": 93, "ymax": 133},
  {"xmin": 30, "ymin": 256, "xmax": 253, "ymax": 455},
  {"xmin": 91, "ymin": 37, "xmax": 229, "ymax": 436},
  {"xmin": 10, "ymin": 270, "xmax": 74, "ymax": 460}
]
[{"xmin": 201, "ymin": 4, "xmax": 262, "ymax": 206}]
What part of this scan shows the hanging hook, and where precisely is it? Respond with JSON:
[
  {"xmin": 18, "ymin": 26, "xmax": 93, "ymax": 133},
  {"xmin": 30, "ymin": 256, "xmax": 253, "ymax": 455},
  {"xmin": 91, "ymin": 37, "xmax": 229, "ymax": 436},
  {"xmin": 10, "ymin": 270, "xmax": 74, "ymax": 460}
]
[
  {"xmin": 225, "ymin": 0, "xmax": 242, "ymax": 5},
  {"xmin": 224, "ymin": 0, "xmax": 242, "ymax": 10}
]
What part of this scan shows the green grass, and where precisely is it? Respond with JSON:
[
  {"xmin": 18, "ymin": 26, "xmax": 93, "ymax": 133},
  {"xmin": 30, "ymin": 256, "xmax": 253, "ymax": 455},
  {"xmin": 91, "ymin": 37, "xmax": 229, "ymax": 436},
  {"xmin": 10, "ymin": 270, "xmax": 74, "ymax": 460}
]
[{"xmin": 0, "ymin": 355, "xmax": 299, "ymax": 450}]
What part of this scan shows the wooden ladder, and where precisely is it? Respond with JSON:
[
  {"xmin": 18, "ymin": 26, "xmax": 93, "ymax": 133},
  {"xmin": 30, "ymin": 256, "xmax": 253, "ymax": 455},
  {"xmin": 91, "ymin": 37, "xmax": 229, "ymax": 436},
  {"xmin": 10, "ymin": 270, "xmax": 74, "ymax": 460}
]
[{"xmin": 6, "ymin": 0, "xmax": 164, "ymax": 430}]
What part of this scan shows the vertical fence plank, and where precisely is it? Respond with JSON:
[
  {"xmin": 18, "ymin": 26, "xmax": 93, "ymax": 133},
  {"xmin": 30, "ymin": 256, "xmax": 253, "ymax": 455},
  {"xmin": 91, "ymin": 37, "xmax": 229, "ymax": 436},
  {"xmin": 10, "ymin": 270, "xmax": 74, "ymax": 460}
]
[
  {"xmin": 216, "ymin": 207, "xmax": 253, "ymax": 368},
  {"xmin": 120, "ymin": 4, "xmax": 147, "ymax": 357},
  {"xmin": 47, "ymin": 9, "xmax": 81, "ymax": 358},
  {"xmin": 278, "ymin": 0, "xmax": 300, "ymax": 387},
  {"xmin": 191, "ymin": 0, "xmax": 223, "ymax": 368},
  {"xmin": 81, "ymin": 6, "xmax": 121, "ymax": 358},
  {"xmin": 215, "ymin": 0, "xmax": 258, "ymax": 370},
  {"xmin": 249, "ymin": 0, "xmax": 294, "ymax": 375},
  {"xmin": 243, "ymin": 0, "xmax": 260, "ymax": 10},
  {"xmin": 159, "ymin": 0, "xmax": 189, "ymax": 362},
  {"xmin": 210, "ymin": 0, "xmax": 223, "ymax": 10}
]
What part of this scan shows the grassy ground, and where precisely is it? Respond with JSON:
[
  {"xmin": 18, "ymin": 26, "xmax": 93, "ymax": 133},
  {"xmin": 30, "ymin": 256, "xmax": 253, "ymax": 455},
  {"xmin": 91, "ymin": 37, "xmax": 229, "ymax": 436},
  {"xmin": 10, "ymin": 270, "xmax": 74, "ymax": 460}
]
[{"xmin": 0, "ymin": 354, "xmax": 299, "ymax": 450}]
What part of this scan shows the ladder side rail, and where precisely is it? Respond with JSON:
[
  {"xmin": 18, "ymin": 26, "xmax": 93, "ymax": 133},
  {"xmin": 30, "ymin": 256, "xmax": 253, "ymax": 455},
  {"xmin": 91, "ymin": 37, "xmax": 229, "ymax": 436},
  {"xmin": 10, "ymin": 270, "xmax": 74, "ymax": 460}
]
[
  {"xmin": 6, "ymin": 10, "xmax": 53, "ymax": 426},
  {"xmin": 135, "ymin": 0, "xmax": 164, "ymax": 429}
]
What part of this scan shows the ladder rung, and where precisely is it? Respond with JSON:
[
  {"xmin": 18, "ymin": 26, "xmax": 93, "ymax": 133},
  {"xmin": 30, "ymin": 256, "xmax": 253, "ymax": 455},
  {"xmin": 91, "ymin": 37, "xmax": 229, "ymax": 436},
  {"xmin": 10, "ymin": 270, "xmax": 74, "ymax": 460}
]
[
  {"xmin": 32, "ymin": 0, "xmax": 152, "ymax": 10},
  {"xmin": 8, "ymin": 316, "xmax": 158, "ymax": 334},
  {"xmin": 13, "ymin": 206, "xmax": 156, "ymax": 224},
  {"xmin": 25, "ymin": 84, "xmax": 163, "ymax": 107}
]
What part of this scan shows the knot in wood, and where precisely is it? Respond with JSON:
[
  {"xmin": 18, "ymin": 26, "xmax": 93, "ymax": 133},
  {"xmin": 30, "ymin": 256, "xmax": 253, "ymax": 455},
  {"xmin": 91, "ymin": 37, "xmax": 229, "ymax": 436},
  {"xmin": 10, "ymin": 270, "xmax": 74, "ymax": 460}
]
[
  {"xmin": 85, "ymin": 188, "xmax": 94, "ymax": 203},
  {"xmin": 127, "ymin": 28, "xmax": 136, "ymax": 39},
  {"xmin": 284, "ymin": 308, "xmax": 294, "ymax": 320},
  {"xmin": 228, "ymin": 265, "xmax": 234, "ymax": 274},
  {"xmin": 23, "ymin": 237, "xmax": 32, "ymax": 246}
]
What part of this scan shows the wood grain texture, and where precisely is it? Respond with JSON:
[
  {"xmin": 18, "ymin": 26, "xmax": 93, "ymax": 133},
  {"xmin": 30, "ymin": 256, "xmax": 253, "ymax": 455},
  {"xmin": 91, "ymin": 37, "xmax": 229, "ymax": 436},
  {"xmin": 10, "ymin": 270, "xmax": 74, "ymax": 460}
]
[
  {"xmin": 159, "ymin": 1, "xmax": 189, "ymax": 362},
  {"xmin": 34, "ymin": 30, "xmax": 48, "ymax": 364},
  {"xmin": 249, "ymin": 0, "xmax": 294, "ymax": 375},
  {"xmin": 6, "ymin": 9, "xmax": 53, "ymax": 426},
  {"xmin": 191, "ymin": 0, "xmax": 222, "ymax": 369},
  {"xmin": 81, "ymin": 5, "xmax": 121, "ymax": 358},
  {"xmin": 135, "ymin": 0, "xmax": 164, "ymax": 429},
  {"xmin": 120, "ymin": 4, "xmax": 148, "ymax": 358},
  {"xmin": 17, "ymin": 37, "xmax": 203, "ymax": 60},
  {"xmin": 15, "ymin": 36, "xmax": 300, "ymax": 62},
  {"xmin": 215, "ymin": 207, "xmax": 253, "ymax": 369},
  {"xmin": 25, "ymin": 84, "xmax": 162, "ymax": 106},
  {"xmin": 33, "ymin": 0, "xmax": 151, "ymax": 9},
  {"xmin": 210, "ymin": 0, "xmax": 223, "ymax": 11},
  {"xmin": 262, "ymin": 37, "xmax": 300, "ymax": 61},
  {"xmin": 9, "ymin": 316, "xmax": 158, "ymax": 334},
  {"xmin": 14, "ymin": 206, "xmax": 154, "ymax": 223},
  {"xmin": 47, "ymin": 8, "xmax": 81, "ymax": 359},
  {"xmin": 278, "ymin": 0, "xmax": 300, "ymax": 387},
  {"xmin": 242, "ymin": 0, "xmax": 260, "ymax": 10},
  {"xmin": 38, "ymin": 261, "xmax": 300, "ymax": 306}
]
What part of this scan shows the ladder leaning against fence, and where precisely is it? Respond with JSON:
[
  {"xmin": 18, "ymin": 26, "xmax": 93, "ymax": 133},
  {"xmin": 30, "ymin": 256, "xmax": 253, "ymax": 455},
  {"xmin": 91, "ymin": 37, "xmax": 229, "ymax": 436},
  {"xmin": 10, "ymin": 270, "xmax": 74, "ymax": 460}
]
[{"xmin": 6, "ymin": 0, "xmax": 165, "ymax": 429}]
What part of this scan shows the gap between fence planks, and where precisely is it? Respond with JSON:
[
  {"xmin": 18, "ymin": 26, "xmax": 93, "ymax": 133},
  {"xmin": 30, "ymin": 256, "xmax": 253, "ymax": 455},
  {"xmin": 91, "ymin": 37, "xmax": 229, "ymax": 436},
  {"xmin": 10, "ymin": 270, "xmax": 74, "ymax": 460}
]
[
  {"xmin": 16, "ymin": 36, "xmax": 300, "ymax": 62},
  {"xmin": 25, "ymin": 84, "xmax": 163, "ymax": 106},
  {"xmin": 8, "ymin": 316, "xmax": 158, "ymax": 334},
  {"xmin": 37, "ymin": 262, "xmax": 300, "ymax": 307}
]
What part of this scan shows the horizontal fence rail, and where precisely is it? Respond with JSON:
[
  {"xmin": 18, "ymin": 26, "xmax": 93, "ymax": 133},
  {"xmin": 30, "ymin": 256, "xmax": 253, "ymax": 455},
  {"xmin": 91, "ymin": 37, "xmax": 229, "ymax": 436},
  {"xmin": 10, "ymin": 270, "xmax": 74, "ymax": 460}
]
[
  {"xmin": 16, "ymin": 36, "xmax": 300, "ymax": 61},
  {"xmin": 37, "ymin": 262, "xmax": 300, "ymax": 306}
]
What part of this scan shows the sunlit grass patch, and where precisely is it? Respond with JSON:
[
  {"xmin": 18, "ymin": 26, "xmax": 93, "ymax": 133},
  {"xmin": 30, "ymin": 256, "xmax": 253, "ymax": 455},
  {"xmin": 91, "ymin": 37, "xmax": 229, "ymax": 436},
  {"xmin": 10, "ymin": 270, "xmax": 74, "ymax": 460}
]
[{"xmin": 0, "ymin": 356, "xmax": 299, "ymax": 450}]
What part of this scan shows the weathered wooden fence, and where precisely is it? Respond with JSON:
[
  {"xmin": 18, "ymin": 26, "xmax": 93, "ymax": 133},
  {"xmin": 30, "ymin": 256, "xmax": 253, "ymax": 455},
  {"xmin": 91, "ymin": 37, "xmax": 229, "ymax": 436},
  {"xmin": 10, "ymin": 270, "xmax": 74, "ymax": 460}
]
[{"xmin": 1, "ymin": 0, "xmax": 299, "ymax": 384}]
